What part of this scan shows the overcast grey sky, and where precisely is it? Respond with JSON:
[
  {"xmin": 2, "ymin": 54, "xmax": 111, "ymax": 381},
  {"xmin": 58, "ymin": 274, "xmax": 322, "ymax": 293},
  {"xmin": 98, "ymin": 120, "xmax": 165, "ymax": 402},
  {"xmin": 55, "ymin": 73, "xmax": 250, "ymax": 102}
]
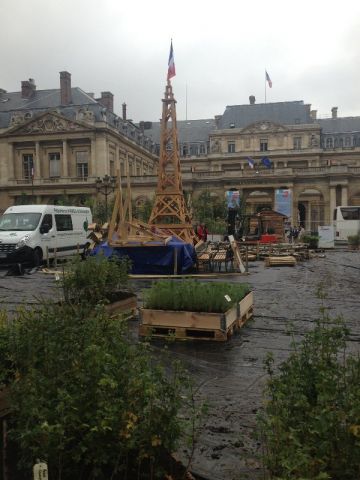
[{"xmin": 1, "ymin": 0, "xmax": 360, "ymax": 122}]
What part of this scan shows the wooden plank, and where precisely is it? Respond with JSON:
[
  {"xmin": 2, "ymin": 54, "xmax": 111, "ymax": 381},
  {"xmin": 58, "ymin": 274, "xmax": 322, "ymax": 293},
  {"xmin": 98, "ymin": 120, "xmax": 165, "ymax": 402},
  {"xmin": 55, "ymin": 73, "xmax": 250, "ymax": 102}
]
[
  {"xmin": 228, "ymin": 235, "xmax": 246, "ymax": 273},
  {"xmin": 139, "ymin": 324, "xmax": 228, "ymax": 341},
  {"xmin": 140, "ymin": 308, "xmax": 228, "ymax": 330},
  {"xmin": 265, "ymin": 256, "xmax": 296, "ymax": 267}
]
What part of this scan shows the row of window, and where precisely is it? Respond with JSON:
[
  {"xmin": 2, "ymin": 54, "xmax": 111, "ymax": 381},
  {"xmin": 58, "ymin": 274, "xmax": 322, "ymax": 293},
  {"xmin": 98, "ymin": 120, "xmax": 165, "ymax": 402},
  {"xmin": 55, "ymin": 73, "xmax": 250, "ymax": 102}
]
[
  {"xmin": 226, "ymin": 137, "xmax": 303, "ymax": 153},
  {"xmin": 324, "ymin": 137, "xmax": 360, "ymax": 148},
  {"xmin": 23, "ymin": 152, "xmax": 89, "ymax": 179},
  {"xmin": 180, "ymin": 136, "xmax": 360, "ymax": 155},
  {"xmin": 22, "ymin": 152, "xmax": 149, "ymax": 179}
]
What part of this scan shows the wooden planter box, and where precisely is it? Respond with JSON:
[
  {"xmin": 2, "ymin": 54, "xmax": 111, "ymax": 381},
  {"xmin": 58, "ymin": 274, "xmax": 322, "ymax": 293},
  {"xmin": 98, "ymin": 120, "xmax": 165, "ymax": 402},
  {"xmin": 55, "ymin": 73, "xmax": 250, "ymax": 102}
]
[
  {"xmin": 104, "ymin": 291, "xmax": 137, "ymax": 317},
  {"xmin": 139, "ymin": 291, "xmax": 253, "ymax": 341}
]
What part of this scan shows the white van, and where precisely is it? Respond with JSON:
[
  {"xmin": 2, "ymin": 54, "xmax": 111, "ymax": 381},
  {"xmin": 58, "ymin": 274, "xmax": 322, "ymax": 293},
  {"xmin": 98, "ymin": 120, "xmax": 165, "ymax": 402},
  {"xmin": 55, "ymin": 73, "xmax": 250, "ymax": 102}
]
[{"xmin": 0, "ymin": 205, "xmax": 92, "ymax": 266}]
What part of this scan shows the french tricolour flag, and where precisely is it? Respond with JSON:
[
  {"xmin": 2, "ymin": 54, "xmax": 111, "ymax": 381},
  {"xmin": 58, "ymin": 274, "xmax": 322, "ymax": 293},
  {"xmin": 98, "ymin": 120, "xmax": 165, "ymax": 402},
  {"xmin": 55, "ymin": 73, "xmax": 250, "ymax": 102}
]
[
  {"xmin": 265, "ymin": 70, "xmax": 272, "ymax": 88},
  {"xmin": 247, "ymin": 157, "xmax": 255, "ymax": 169},
  {"xmin": 167, "ymin": 40, "xmax": 176, "ymax": 81}
]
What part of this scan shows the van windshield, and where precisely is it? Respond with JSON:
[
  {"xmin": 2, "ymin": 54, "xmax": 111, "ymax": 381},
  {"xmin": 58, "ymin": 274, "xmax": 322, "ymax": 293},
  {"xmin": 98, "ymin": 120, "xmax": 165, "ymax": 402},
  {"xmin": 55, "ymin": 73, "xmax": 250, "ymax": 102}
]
[{"xmin": 0, "ymin": 213, "xmax": 42, "ymax": 231}]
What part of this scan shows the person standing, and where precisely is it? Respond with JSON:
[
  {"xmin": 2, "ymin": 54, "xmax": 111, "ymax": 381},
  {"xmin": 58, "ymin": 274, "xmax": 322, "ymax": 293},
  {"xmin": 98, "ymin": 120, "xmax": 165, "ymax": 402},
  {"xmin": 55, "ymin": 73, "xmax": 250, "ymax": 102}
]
[{"xmin": 197, "ymin": 223, "xmax": 208, "ymax": 241}]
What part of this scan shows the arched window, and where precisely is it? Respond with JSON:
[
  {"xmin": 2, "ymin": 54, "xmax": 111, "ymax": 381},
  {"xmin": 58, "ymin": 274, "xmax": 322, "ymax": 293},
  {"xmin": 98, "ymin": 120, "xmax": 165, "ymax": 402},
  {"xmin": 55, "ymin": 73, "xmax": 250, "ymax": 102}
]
[
  {"xmin": 334, "ymin": 138, "xmax": 338, "ymax": 148},
  {"xmin": 326, "ymin": 137, "xmax": 333, "ymax": 148},
  {"xmin": 339, "ymin": 138, "xmax": 344, "ymax": 147},
  {"xmin": 345, "ymin": 137, "xmax": 351, "ymax": 147}
]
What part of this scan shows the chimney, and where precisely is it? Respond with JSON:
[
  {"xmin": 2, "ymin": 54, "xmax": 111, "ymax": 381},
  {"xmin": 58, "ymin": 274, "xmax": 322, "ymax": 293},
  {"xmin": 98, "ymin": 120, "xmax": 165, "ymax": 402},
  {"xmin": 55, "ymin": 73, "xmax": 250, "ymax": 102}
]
[
  {"xmin": 310, "ymin": 110, "xmax": 317, "ymax": 120},
  {"xmin": 21, "ymin": 78, "xmax": 36, "ymax": 99},
  {"xmin": 60, "ymin": 71, "xmax": 72, "ymax": 105},
  {"xmin": 96, "ymin": 91, "xmax": 114, "ymax": 112},
  {"xmin": 122, "ymin": 102, "xmax": 127, "ymax": 120},
  {"xmin": 214, "ymin": 115, "xmax": 221, "ymax": 128},
  {"xmin": 249, "ymin": 95, "xmax": 256, "ymax": 105},
  {"xmin": 331, "ymin": 107, "xmax": 338, "ymax": 119},
  {"xmin": 139, "ymin": 121, "xmax": 145, "ymax": 132}
]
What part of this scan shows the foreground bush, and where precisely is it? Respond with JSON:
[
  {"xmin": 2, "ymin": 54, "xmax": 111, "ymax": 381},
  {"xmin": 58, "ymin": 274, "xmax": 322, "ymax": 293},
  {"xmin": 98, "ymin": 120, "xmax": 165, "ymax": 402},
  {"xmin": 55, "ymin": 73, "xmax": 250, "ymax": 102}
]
[
  {"xmin": 0, "ymin": 256, "xmax": 189, "ymax": 479},
  {"xmin": 144, "ymin": 279, "xmax": 250, "ymax": 313},
  {"xmin": 258, "ymin": 293, "xmax": 360, "ymax": 480},
  {"xmin": 0, "ymin": 304, "xmax": 186, "ymax": 479}
]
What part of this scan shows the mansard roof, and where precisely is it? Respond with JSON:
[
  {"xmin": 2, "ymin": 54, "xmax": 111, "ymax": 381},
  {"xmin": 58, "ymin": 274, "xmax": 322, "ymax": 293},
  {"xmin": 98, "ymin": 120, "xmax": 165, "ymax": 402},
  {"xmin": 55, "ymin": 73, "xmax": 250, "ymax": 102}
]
[
  {"xmin": 0, "ymin": 87, "xmax": 97, "ymax": 112},
  {"xmin": 217, "ymin": 101, "xmax": 313, "ymax": 129},
  {"xmin": 318, "ymin": 117, "xmax": 360, "ymax": 134},
  {"xmin": 0, "ymin": 87, "xmax": 101, "ymax": 129},
  {"xmin": 143, "ymin": 118, "xmax": 216, "ymax": 144}
]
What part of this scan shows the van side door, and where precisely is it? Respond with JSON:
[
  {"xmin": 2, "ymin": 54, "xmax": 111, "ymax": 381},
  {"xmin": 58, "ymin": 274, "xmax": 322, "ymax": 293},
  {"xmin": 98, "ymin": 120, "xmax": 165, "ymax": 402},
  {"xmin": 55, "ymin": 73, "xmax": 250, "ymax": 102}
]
[
  {"xmin": 54, "ymin": 213, "xmax": 74, "ymax": 257},
  {"xmin": 39, "ymin": 214, "xmax": 55, "ymax": 259}
]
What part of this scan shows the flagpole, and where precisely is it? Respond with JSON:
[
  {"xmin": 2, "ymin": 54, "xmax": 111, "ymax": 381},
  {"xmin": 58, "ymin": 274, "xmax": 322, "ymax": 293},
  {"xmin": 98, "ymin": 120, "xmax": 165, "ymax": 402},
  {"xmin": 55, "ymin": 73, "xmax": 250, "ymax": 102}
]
[{"xmin": 185, "ymin": 84, "xmax": 188, "ymax": 121}]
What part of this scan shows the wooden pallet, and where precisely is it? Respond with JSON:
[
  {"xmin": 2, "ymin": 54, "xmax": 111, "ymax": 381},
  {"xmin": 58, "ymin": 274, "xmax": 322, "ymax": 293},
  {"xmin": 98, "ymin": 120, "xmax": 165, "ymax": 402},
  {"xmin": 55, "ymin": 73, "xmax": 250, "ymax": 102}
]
[
  {"xmin": 265, "ymin": 256, "xmax": 296, "ymax": 267},
  {"xmin": 139, "ymin": 292, "xmax": 254, "ymax": 342}
]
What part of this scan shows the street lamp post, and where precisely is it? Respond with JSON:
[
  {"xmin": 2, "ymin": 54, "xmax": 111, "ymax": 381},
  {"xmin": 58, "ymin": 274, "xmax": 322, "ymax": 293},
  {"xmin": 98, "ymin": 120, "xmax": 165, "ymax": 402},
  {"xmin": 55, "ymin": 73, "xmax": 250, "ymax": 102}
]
[{"xmin": 95, "ymin": 174, "xmax": 116, "ymax": 221}]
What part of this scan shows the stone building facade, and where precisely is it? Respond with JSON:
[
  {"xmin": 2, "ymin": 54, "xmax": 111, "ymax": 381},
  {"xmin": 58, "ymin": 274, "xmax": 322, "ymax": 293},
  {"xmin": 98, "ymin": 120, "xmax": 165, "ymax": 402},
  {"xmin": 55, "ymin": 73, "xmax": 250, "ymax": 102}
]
[
  {"xmin": 1, "ymin": 74, "xmax": 360, "ymax": 232},
  {"xmin": 0, "ymin": 72, "xmax": 158, "ymax": 211},
  {"xmin": 140, "ymin": 97, "xmax": 360, "ymax": 231}
]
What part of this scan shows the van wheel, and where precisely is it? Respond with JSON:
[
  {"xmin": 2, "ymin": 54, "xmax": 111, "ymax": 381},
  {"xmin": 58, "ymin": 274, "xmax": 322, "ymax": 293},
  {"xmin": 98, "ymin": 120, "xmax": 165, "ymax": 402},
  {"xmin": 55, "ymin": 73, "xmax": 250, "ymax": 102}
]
[{"xmin": 32, "ymin": 248, "xmax": 43, "ymax": 267}]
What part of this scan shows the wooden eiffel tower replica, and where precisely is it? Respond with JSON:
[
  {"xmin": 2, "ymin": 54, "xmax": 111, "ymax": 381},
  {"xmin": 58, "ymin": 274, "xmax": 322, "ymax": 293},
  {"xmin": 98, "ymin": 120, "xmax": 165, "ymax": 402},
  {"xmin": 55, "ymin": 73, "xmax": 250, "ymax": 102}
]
[
  {"xmin": 108, "ymin": 165, "xmax": 171, "ymax": 247},
  {"xmin": 148, "ymin": 81, "xmax": 196, "ymax": 244}
]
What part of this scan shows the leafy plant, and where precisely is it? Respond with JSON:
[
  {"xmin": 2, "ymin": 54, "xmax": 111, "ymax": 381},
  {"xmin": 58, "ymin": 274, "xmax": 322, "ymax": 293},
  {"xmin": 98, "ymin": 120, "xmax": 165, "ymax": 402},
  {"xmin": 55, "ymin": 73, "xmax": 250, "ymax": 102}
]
[
  {"xmin": 347, "ymin": 234, "xmax": 360, "ymax": 246},
  {"xmin": 302, "ymin": 234, "xmax": 319, "ymax": 248},
  {"xmin": 258, "ymin": 287, "xmax": 360, "ymax": 479},
  {"xmin": 61, "ymin": 254, "xmax": 131, "ymax": 305},
  {"xmin": 192, "ymin": 190, "xmax": 227, "ymax": 234},
  {"xmin": 132, "ymin": 197, "xmax": 154, "ymax": 223},
  {"xmin": 144, "ymin": 280, "xmax": 250, "ymax": 313},
  {"xmin": 0, "ymin": 302, "xmax": 187, "ymax": 480}
]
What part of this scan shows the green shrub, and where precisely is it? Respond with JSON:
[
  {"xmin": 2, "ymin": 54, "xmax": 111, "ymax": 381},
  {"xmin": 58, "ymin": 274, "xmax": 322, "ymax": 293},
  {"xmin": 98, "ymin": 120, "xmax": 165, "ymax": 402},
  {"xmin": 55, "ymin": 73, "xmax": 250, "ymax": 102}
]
[
  {"xmin": 347, "ymin": 234, "xmax": 360, "ymax": 245},
  {"xmin": 144, "ymin": 280, "xmax": 250, "ymax": 313},
  {"xmin": 61, "ymin": 254, "xmax": 131, "ymax": 305},
  {"xmin": 0, "ymin": 302, "xmax": 187, "ymax": 479},
  {"xmin": 258, "ymin": 290, "xmax": 360, "ymax": 479}
]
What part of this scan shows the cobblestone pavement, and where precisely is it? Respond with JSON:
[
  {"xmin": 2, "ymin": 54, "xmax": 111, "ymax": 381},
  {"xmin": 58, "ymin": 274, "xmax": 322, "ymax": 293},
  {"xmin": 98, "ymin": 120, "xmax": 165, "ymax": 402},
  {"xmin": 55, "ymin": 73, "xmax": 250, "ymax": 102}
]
[{"xmin": 0, "ymin": 250, "xmax": 359, "ymax": 480}]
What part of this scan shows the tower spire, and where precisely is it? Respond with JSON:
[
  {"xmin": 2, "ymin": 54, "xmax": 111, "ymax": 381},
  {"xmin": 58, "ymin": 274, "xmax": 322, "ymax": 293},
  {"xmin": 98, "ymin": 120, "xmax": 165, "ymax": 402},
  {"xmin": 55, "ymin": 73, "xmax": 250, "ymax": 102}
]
[{"xmin": 148, "ymin": 81, "xmax": 196, "ymax": 243}]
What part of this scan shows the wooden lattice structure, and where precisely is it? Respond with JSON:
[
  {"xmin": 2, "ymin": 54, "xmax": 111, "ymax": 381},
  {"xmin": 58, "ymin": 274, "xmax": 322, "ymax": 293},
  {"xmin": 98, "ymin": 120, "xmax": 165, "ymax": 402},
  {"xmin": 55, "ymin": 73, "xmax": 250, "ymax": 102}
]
[
  {"xmin": 108, "ymin": 168, "xmax": 171, "ymax": 247},
  {"xmin": 148, "ymin": 81, "xmax": 196, "ymax": 244}
]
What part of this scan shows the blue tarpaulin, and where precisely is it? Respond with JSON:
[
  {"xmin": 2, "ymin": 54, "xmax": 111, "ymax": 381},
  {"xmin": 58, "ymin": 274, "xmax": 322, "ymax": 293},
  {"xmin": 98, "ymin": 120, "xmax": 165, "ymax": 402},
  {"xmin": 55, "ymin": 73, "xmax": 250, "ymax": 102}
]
[{"xmin": 91, "ymin": 237, "xmax": 196, "ymax": 274}]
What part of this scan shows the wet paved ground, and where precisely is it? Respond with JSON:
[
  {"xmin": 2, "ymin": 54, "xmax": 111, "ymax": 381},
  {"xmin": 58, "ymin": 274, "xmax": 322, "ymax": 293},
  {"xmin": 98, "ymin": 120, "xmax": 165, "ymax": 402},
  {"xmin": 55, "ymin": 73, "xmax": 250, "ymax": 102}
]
[{"xmin": 0, "ymin": 250, "xmax": 359, "ymax": 480}]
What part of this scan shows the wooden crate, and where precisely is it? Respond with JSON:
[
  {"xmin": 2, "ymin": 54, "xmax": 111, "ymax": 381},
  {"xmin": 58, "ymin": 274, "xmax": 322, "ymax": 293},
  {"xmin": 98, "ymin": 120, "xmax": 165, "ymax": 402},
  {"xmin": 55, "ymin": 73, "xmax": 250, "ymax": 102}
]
[
  {"xmin": 265, "ymin": 256, "xmax": 296, "ymax": 267},
  {"xmin": 139, "ymin": 291, "xmax": 253, "ymax": 341},
  {"xmin": 104, "ymin": 293, "xmax": 137, "ymax": 317}
]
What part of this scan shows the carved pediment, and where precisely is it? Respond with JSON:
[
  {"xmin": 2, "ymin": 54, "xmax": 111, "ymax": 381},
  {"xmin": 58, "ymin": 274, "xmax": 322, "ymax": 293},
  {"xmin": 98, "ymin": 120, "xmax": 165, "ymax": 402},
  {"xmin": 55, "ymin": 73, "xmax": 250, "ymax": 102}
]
[
  {"xmin": 241, "ymin": 121, "xmax": 287, "ymax": 134},
  {"xmin": 7, "ymin": 112, "xmax": 93, "ymax": 135}
]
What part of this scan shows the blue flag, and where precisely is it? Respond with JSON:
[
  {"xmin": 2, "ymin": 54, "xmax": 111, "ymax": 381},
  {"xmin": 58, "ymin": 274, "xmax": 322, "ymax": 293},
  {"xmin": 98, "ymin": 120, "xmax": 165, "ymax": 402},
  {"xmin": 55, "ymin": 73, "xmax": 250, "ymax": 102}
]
[{"xmin": 262, "ymin": 156, "xmax": 272, "ymax": 168}]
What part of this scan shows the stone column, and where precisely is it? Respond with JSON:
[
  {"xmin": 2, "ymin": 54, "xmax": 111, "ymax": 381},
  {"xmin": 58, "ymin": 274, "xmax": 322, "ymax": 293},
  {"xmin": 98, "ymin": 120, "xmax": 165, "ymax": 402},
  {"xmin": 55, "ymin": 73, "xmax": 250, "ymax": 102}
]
[
  {"xmin": 116, "ymin": 146, "xmax": 121, "ymax": 177},
  {"xmin": 341, "ymin": 185, "xmax": 348, "ymax": 206},
  {"xmin": 62, "ymin": 140, "xmax": 68, "ymax": 177},
  {"xmin": 35, "ymin": 142, "xmax": 41, "ymax": 178},
  {"xmin": 307, "ymin": 202, "xmax": 312, "ymax": 231},
  {"xmin": 329, "ymin": 186, "xmax": 336, "ymax": 220},
  {"xmin": 7, "ymin": 143, "xmax": 15, "ymax": 180},
  {"xmin": 91, "ymin": 139, "xmax": 97, "ymax": 177}
]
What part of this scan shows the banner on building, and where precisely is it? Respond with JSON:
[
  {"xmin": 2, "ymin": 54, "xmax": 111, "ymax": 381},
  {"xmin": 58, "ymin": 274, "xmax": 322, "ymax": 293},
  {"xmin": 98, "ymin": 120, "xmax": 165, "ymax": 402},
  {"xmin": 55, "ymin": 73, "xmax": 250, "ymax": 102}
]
[
  {"xmin": 275, "ymin": 189, "xmax": 292, "ymax": 221},
  {"xmin": 226, "ymin": 191, "xmax": 240, "ymax": 209}
]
